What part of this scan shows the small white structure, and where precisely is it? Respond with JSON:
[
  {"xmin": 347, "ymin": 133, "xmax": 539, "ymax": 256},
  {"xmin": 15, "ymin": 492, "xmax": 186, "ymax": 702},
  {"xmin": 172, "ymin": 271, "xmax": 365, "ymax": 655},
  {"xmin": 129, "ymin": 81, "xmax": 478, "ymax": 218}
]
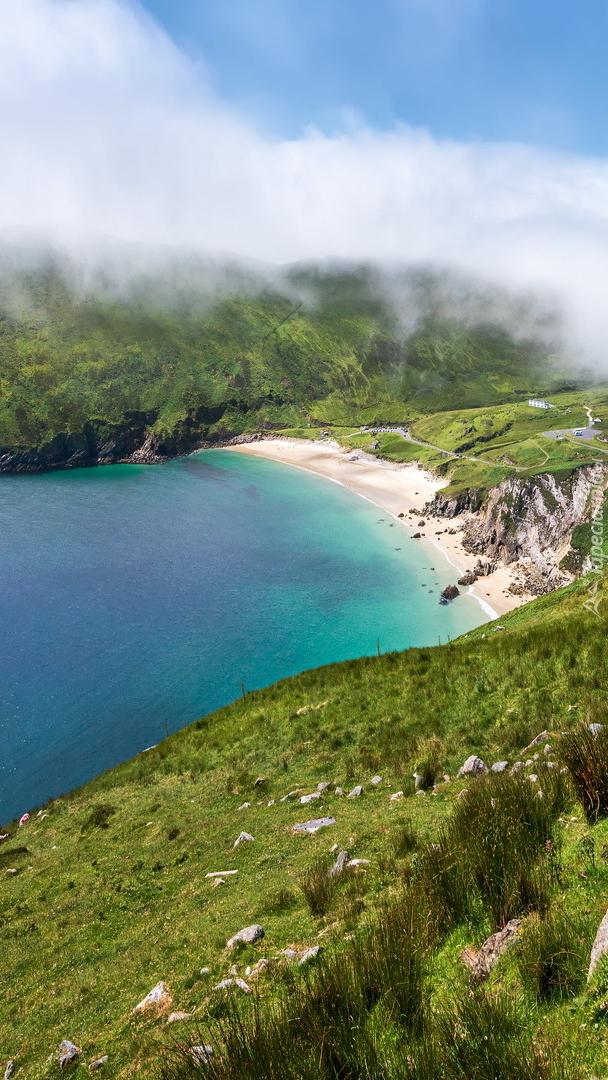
[{"xmin": 528, "ymin": 399, "xmax": 554, "ymax": 409}]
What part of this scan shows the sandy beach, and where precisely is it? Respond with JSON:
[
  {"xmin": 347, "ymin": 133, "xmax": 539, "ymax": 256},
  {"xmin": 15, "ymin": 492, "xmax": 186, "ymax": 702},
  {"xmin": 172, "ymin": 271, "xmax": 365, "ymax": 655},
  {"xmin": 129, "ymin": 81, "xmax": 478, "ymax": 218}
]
[{"xmin": 227, "ymin": 438, "xmax": 535, "ymax": 619}]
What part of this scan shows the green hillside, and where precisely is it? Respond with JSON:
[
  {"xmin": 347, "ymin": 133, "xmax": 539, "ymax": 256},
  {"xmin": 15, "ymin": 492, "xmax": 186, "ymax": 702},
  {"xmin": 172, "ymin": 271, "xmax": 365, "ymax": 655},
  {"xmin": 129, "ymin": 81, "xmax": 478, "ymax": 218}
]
[
  {"xmin": 2, "ymin": 571, "xmax": 608, "ymax": 1078},
  {"xmin": 0, "ymin": 255, "xmax": 580, "ymax": 453}
]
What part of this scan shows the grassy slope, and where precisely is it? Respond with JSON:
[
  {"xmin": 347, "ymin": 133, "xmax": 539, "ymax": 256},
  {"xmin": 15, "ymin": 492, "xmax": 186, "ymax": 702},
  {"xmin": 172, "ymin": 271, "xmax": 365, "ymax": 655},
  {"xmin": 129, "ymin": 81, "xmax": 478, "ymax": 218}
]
[
  {"xmin": 2, "ymin": 572, "xmax": 608, "ymax": 1076},
  {"xmin": 405, "ymin": 390, "xmax": 608, "ymax": 498},
  {"xmin": 0, "ymin": 261, "xmax": 578, "ymax": 450}
]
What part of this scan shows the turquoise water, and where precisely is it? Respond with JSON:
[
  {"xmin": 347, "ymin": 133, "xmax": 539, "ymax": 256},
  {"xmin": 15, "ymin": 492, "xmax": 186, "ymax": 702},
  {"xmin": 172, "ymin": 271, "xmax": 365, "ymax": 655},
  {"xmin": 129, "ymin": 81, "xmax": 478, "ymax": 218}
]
[{"xmin": 0, "ymin": 450, "xmax": 486, "ymax": 823}]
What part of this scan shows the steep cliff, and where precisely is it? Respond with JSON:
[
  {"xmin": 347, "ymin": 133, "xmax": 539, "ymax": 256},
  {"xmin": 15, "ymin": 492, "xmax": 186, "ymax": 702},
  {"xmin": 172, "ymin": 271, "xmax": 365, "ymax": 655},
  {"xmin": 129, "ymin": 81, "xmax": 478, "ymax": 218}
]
[{"xmin": 459, "ymin": 463, "xmax": 608, "ymax": 576}]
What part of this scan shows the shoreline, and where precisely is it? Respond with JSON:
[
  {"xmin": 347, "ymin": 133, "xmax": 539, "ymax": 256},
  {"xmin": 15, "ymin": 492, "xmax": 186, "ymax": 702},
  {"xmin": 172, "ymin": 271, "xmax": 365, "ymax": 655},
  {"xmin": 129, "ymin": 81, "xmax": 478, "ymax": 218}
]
[{"xmin": 224, "ymin": 438, "xmax": 536, "ymax": 620}]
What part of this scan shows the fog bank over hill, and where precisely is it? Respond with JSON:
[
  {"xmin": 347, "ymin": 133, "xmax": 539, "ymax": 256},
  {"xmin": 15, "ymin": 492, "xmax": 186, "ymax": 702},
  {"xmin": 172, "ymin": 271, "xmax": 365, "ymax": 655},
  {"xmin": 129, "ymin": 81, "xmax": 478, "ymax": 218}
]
[{"xmin": 2, "ymin": 0, "xmax": 608, "ymax": 365}]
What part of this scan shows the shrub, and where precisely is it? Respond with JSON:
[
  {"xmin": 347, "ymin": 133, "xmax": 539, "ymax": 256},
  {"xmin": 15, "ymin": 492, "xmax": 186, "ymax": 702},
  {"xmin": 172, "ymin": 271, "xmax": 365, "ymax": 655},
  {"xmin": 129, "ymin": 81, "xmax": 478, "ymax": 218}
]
[
  {"xmin": 408, "ymin": 988, "xmax": 572, "ymax": 1080},
  {"xmin": 417, "ymin": 770, "xmax": 568, "ymax": 930},
  {"xmin": 558, "ymin": 723, "xmax": 608, "ymax": 821},
  {"xmin": 516, "ymin": 908, "xmax": 592, "ymax": 1002},
  {"xmin": 391, "ymin": 817, "xmax": 418, "ymax": 858},
  {"xmin": 298, "ymin": 860, "xmax": 336, "ymax": 918}
]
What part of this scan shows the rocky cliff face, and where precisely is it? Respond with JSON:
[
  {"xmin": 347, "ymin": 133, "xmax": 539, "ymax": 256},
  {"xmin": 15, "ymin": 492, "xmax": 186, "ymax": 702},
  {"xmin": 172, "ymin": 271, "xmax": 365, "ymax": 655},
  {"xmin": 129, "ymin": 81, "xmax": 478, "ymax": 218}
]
[
  {"xmin": 0, "ymin": 406, "xmax": 236, "ymax": 472},
  {"xmin": 459, "ymin": 463, "xmax": 608, "ymax": 576}
]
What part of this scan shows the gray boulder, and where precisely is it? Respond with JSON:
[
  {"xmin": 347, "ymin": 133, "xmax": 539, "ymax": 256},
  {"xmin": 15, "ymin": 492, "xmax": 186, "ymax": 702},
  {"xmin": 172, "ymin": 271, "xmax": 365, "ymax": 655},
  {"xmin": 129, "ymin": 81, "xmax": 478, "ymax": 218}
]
[
  {"xmin": 590, "ymin": 724, "xmax": 605, "ymax": 737},
  {"xmin": 347, "ymin": 785, "xmax": 363, "ymax": 798},
  {"xmin": 457, "ymin": 755, "xmax": 486, "ymax": 778},
  {"xmin": 89, "ymin": 1057, "xmax": 109, "ymax": 1071},
  {"xmin": 300, "ymin": 792, "xmax": 321, "ymax": 804},
  {"xmin": 292, "ymin": 817, "xmax": 336, "ymax": 834},
  {"xmin": 491, "ymin": 761, "xmax": 509, "ymax": 773},
  {"xmin": 461, "ymin": 919, "xmax": 522, "ymax": 983},
  {"xmin": 59, "ymin": 1042, "xmax": 80, "ymax": 1069},
  {"xmin": 233, "ymin": 832, "xmax": 255, "ymax": 848},
  {"xmin": 190, "ymin": 1046, "xmax": 214, "ymax": 1066},
  {"xmin": 4, "ymin": 1063, "xmax": 14, "ymax": 1080},
  {"xmin": 589, "ymin": 908, "xmax": 608, "ymax": 978},
  {"xmin": 370, "ymin": 776, "xmax": 382, "ymax": 785},
  {"xmin": 226, "ymin": 924, "xmax": 265, "ymax": 949},
  {"xmin": 328, "ymin": 851, "xmax": 350, "ymax": 878},
  {"xmin": 299, "ymin": 946, "xmax": 322, "ymax": 965},
  {"xmin": 317, "ymin": 782, "xmax": 331, "ymax": 791}
]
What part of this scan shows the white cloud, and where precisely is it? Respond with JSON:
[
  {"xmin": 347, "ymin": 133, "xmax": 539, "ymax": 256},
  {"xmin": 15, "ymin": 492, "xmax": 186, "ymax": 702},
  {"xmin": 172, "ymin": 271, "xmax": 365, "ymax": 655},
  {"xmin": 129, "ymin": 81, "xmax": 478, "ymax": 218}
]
[{"xmin": 2, "ymin": 0, "xmax": 608, "ymax": 363}]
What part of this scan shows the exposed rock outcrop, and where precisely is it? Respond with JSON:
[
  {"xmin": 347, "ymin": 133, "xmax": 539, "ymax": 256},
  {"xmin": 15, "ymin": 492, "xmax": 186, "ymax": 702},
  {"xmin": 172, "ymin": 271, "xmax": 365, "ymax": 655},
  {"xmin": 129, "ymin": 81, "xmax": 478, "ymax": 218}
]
[{"xmin": 459, "ymin": 464, "xmax": 608, "ymax": 578}]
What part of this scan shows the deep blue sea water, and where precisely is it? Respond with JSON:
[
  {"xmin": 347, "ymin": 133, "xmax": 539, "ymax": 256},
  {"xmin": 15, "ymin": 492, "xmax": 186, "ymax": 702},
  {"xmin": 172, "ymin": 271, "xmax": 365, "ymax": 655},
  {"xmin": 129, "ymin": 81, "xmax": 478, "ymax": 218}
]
[{"xmin": 0, "ymin": 450, "xmax": 487, "ymax": 823}]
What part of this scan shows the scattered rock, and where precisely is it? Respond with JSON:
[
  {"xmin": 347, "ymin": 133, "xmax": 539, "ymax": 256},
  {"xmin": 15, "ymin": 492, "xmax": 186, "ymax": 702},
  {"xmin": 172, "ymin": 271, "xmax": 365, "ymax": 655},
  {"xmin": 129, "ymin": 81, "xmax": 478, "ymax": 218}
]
[
  {"xmin": 589, "ymin": 908, "xmax": 608, "ymax": 978},
  {"xmin": 89, "ymin": 1057, "xmax": 108, "ymax": 1071},
  {"xmin": 457, "ymin": 789, "xmax": 469, "ymax": 800},
  {"xmin": 328, "ymin": 851, "xmax": 350, "ymax": 878},
  {"xmin": 389, "ymin": 791, "xmax": 404, "ymax": 801},
  {"xmin": 280, "ymin": 790, "xmax": 302, "ymax": 802},
  {"xmin": 211, "ymin": 878, "xmax": 224, "ymax": 888},
  {"xmin": 166, "ymin": 1012, "xmax": 191, "ymax": 1024},
  {"xmin": 246, "ymin": 958, "xmax": 270, "ymax": 978},
  {"xmin": 440, "ymin": 584, "xmax": 460, "ymax": 602},
  {"xmin": 253, "ymin": 778, "xmax": 268, "ymax": 787},
  {"xmin": 317, "ymin": 782, "xmax": 331, "ymax": 792},
  {"xmin": 527, "ymin": 774, "xmax": 538, "ymax": 782},
  {"xmin": 237, "ymin": 802, "xmax": 251, "ymax": 810},
  {"xmin": 411, "ymin": 532, "xmax": 421, "ymax": 539},
  {"xmin": 233, "ymin": 832, "xmax": 255, "ymax": 848},
  {"xmin": 58, "ymin": 1042, "xmax": 80, "ymax": 1068},
  {"xmin": 205, "ymin": 870, "xmax": 238, "ymax": 878},
  {"xmin": 4, "ymin": 1063, "xmax": 14, "ymax": 1080},
  {"xmin": 292, "ymin": 817, "xmax": 336, "ymax": 834},
  {"xmin": 457, "ymin": 571, "xmax": 477, "ymax": 586},
  {"xmin": 347, "ymin": 786, "xmax": 363, "ymax": 798},
  {"xmin": 527, "ymin": 730, "xmax": 549, "ymax": 747},
  {"xmin": 417, "ymin": 520, "xmax": 426, "ymax": 527},
  {"xmin": 370, "ymin": 775, "xmax": 382, "ymax": 785},
  {"xmin": 474, "ymin": 559, "xmax": 496, "ymax": 577},
  {"xmin": 282, "ymin": 947, "xmax": 299, "ymax": 961},
  {"xmin": 267, "ymin": 800, "xmax": 275, "ymax": 807},
  {"xmin": 190, "ymin": 1046, "xmax": 214, "ymax": 1066},
  {"xmin": 133, "ymin": 982, "xmax": 172, "ymax": 1014},
  {"xmin": 590, "ymin": 724, "xmax": 605, "ymax": 737},
  {"xmin": 511, "ymin": 761, "xmax": 525, "ymax": 774},
  {"xmin": 226, "ymin": 924, "xmax": 265, "ymax": 949},
  {"xmin": 347, "ymin": 859, "xmax": 370, "ymax": 869},
  {"xmin": 334, "ymin": 787, "xmax": 345, "ymax": 796},
  {"xmin": 199, "ymin": 967, "xmax": 211, "ymax": 975},
  {"xmin": 543, "ymin": 744, "xmax": 554, "ymax": 755},
  {"xmin": 214, "ymin": 978, "xmax": 251, "ymax": 993},
  {"xmin": 546, "ymin": 762, "xmax": 557, "ymax": 769},
  {"xmin": 491, "ymin": 761, "xmax": 509, "ymax": 773},
  {"xmin": 415, "ymin": 789, "xmax": 426, "ymax": 797},
  {"xmin": 299, "ymin": 946, "xmax": 322, "ymax": 965},
  {"xmin": 461, "ymin": 919, "xmax": 522, "ymax": 983},
  {"xmin": 300, "ymin": 792, "xmax": 322, "ymax": 804},
  {"xmin": 457, "ymin": 755, "xmax": 486, "ymax": 777}
]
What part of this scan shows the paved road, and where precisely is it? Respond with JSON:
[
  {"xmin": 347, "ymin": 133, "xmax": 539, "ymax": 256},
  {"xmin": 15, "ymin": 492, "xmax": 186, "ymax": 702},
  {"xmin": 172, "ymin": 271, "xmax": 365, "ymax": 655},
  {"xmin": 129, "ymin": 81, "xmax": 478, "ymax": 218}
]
[{"xmin": 543, "ymin": 426, "xmax": 600, "ymax": 441}]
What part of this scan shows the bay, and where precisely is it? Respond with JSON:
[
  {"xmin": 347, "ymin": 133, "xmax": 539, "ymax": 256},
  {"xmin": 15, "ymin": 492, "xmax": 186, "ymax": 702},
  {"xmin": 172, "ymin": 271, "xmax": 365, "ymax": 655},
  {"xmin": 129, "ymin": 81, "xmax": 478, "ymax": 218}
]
[{"xmin": 0, "ymin": 449, "xmax": 486, "ymax": 823}]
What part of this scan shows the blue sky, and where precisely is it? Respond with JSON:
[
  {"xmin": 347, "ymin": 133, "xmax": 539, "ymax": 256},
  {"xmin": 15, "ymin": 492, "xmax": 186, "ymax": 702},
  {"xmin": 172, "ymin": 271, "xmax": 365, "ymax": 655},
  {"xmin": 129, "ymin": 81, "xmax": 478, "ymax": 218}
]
[{"xmin": 141, "ymin": 0, "xmax": 608, "ymax": 153}]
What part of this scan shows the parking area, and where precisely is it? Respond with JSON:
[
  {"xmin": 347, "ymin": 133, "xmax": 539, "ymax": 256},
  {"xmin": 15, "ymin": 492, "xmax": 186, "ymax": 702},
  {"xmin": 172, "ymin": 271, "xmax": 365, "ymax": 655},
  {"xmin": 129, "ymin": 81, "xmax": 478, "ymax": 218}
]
[{"xmin": 543, "ymin": 426, "xmax": 600, "ymax": 440}]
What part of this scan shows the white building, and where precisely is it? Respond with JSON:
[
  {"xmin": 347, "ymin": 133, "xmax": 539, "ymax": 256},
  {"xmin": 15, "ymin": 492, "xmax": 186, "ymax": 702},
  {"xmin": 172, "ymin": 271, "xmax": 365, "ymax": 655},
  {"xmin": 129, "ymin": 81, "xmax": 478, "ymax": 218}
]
[{"xmin": 528, "ymin": 399, "xmax": 555, "ymax": 409}]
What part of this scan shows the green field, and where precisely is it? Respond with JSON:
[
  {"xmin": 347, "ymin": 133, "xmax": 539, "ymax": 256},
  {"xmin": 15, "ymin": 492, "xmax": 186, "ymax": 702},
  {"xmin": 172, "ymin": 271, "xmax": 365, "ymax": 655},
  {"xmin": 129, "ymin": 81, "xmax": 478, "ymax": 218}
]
[{"xmin": 3, "ymin": 573, "xmax": 608, "ymax": 1077}]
